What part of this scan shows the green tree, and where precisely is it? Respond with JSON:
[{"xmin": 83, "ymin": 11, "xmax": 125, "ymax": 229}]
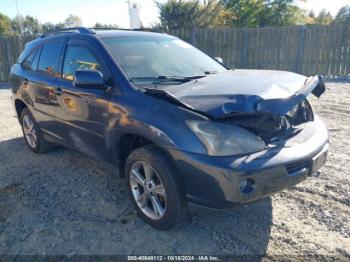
[
  {"xmin": 94, "ymin": 22, "xmax": 119, "ymax": 28},
  {"xmin": 42, "ymin": 22, "xmax": 65, "ymax": 33},
  {"xmin": 64, "ymin": 14, "xmax": 82, "ymax": 27},
  {"xmin": 220, "ymin": 0, "xmax": 308, "ymax": 27},
  {"xmin": 23, "ymin": 16, "xmax": 41, "ymax": 35},
  {"xmin": 155, "ymin": 0, "xmax": 223, "ymax": 30},
  {"xmin": 334, "ymin": 5, "xmax": 350, "ymax": 24},
  {"xmin": 308, "ymin": 10, "xmax": 316, "ymax": 19},
  {"xmin": 220, "ymin": 0, "xmax": 264, "ymax": 27},
  {"xmin": 11, "ymin": 15, "xmax": 42, "ymax": 35},
  {"xmin": 10, "ymin": 16, "xmax": 22, "ymax": 34},
  {"xmin": 315, "ymin": 9, "xmax": 333, "ymax": 25},
  {"xmin": 305, "ymin": 10, "xmax": 316, "ymax": 24},
  {"xmin": 0, "ymin": 12, "xmax": 11, "ymax": 35}
]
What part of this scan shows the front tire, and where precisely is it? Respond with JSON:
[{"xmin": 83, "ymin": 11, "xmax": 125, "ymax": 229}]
[
  {"xmin": 20, "ymin": 108, "xmax": 50, "ymax": 154},
  {"xmin": 125, "ymin": 145, "xmax": 188, "ymax": 230}
]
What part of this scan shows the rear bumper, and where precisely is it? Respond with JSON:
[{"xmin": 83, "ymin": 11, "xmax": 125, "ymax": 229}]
[{"xmin": 166, "ymin": 116, "xmax": 329, "ymax": 209}]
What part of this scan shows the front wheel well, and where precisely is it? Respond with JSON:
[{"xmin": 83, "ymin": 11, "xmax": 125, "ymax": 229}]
[
  {"xmin": 15, "ymin": 99, "xmax": 27, "ymax": 119},
  {"xmin": 118, "ymin": 134, "xmax": 152, "ymax": 176},
  {"xmin": 117, "ymin": 134, "xmax": 178, "ymax": 180}
]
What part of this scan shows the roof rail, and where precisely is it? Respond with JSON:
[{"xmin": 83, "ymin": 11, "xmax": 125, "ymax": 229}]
[
  {"xmin": 132, "ymin": 28, "xmax": 162, "ymax": 33},
  {"xmin": 90, "ymin": 27, "xmax": 120, "ymax": 31},
  {"xmin": 39, "ymin": 27, "xmax": 95, "ymax": 39},
  {"xmin": 90, "ymin": 27, "xmax": 162, "ymax": 33}
]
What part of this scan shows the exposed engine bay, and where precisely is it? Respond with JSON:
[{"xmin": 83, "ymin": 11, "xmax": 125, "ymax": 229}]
[
  {"xmin": 218, "ymin": 100, "xmax": 314, "ymax": 144},
  {"xmin": 142, "ymin": 71, "xmax": 325, "ymax": 146}
]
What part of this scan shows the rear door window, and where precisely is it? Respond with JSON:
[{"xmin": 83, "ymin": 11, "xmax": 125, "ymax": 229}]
[{"xmin": 37, "ymin": 41, "xmax": 64, "ymax": 77}]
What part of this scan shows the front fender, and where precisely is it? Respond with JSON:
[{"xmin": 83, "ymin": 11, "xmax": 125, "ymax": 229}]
[{"xmin": 107, "ymin": 91, "xmax": 208, "ymax": 155}]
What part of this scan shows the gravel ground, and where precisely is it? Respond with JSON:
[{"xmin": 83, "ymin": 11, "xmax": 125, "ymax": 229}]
[{"xmin": 0, "ymin": 83, "xmax": 349, "ymax": 259}]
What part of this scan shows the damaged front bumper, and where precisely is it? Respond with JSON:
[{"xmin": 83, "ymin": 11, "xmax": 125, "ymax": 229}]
[{"xmin": 166, "ymin": 115, "xmax": 329, "ymax": 209}]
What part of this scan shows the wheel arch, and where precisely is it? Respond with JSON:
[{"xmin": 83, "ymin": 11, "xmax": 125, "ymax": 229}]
[
  {"xmin": 117, "ymin": 133, "xmax": 152, "ymax": 173},
  {"xmin": 116, "ymin": 133, "xmax": 181, "ymax": 182},
  {"xmin": 14, "ymin": 99, "xmax": 27, "ymax": 119}
]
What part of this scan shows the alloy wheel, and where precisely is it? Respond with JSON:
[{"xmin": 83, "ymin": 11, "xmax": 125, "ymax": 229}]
[
  {"xmin": 129, "ymin": 161, "xmax": 166, "ymax": 220},
  {"xmin": 22, "ymin": 114, "xmax": 37, "ymax": 148}
]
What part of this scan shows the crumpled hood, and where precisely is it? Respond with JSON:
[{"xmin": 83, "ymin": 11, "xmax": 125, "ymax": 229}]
[{"xmin": 163, "ymin": 69, "xmax": 325, "ymax": 117}]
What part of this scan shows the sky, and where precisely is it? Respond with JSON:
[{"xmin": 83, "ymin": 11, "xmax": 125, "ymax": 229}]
[
  {"xmin": 298, "ymin": 0, "xmax": 350, "ymax": 16},
  {"xmin": 1, "ymin": 0, "xmax": 350, "ymax": 28}
]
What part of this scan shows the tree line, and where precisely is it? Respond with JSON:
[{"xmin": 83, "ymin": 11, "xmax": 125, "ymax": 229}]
[
  {"xmin": 0, "ymin": 0, "xmax": 350, "ymax": 36},
  {"xmin": 0, "ymin": 14, "xmax": 118, "ymax": 36},
  {"xmin": 154, "ymin": 0, "xmax": 350, "ymax": 30}
]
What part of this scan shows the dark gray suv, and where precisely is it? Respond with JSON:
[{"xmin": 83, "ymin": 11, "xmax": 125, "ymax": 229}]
[{"xmin": 10, "ymin": 27, "xmax": 329, "ymax": 229}]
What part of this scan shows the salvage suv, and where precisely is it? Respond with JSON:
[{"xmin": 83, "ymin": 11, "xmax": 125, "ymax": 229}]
[{"xmin": 10, "ymin": 27, "xmax": 329, "ymax": 229}]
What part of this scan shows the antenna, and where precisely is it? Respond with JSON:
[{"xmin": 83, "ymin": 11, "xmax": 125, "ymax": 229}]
[{"xmin": 14, "ymin": 0, "xmax": 23, "ymax": 35}]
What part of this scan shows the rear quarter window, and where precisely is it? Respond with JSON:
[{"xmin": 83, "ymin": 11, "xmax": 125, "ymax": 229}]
[{"xmin": 22, "ymin": 48, "xmax": 40, "ymax": 71}]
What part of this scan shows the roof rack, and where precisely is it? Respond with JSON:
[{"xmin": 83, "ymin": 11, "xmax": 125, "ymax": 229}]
[
  {"xmin": 90, "ymin": 27, "xmax": 120, "ymax": 31},
  {"xmin": 131, "ymin": 28, "xmax": 161, "ymax": 33},
  {"xmin": 39, "ymin": 27, "xmax": 95, "ymax": 39},
  {"xmin": 90, "ymin": 27, "xmax": 162, "ymax": 33},
  {"xmin": 38, "ymin": 27, "xmax": 162, "ymax": 39}
]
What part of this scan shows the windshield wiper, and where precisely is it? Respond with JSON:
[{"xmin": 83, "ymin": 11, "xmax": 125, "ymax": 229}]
[{"xmin": 130, "ymin": 75, "xmax": 206, "ymax": 84}]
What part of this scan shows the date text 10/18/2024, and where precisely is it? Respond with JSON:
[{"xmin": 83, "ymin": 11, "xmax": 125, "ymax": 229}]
[{"xmin": 127, "ymin": 256, "xmax": 220, "ymax": 261}]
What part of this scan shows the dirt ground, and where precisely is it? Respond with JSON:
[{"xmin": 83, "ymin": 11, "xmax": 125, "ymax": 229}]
[{"xmin": 0, "ymin": 83, "xmax": 349, "ymax": 259}]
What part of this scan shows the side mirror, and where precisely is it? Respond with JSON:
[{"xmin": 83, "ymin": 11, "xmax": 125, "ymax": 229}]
[
  {"xmin": 214, "ymin": 57, "xmax": 224, "ymax": 64},
  {"xmin": 73, "ymin": 69, "xmax": 105, "ymax": 89}
]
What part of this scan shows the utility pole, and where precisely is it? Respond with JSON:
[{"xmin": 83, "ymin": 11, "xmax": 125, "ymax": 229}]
[{"xmin": 14, "ymin": 0, "xmax": 23, "ymax": 35}]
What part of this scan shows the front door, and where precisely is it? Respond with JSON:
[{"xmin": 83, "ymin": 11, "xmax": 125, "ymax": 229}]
[{"xmin": 51, "ymin": 41, "xmax": 111, "ymax": 162}]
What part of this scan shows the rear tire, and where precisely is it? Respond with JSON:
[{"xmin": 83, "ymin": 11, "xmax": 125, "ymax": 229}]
[
  {"xmin": 20, "ymin": 108, "xmax": 50, "ymax": 154},
  {"xmin": 125, "ymin": 145, "xmax": 188, "ymax": 230}
]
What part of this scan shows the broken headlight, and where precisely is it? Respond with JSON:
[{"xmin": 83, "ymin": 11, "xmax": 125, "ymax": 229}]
[{"xmin": 186, "ymin": 120, "xmax": 266, "ymax": 156}]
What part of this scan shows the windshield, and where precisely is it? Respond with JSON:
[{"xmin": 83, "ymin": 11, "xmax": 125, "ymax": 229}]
[{"xmin": 102, "ymin": 36, "xmax": 226, "ymax": 83}]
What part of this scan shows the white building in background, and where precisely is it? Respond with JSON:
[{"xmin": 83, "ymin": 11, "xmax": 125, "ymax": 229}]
[{"xmin": 128, "ymin": 1, "xmax": 141, "ymax": 29}]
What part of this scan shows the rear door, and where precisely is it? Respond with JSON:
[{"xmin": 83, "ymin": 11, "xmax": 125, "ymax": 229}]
[
  {"xmin": 23, "ymin": 39, "xmax": 65, "ymax": 135},
  {"xmin": 51, "ymin": 38, "xmax": 111, "ymax": 162}
]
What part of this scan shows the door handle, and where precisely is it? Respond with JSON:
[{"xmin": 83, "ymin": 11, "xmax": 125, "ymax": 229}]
[{"xmin": 53, "ymin": 87, "xmax": 63, "ymax": 96}]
